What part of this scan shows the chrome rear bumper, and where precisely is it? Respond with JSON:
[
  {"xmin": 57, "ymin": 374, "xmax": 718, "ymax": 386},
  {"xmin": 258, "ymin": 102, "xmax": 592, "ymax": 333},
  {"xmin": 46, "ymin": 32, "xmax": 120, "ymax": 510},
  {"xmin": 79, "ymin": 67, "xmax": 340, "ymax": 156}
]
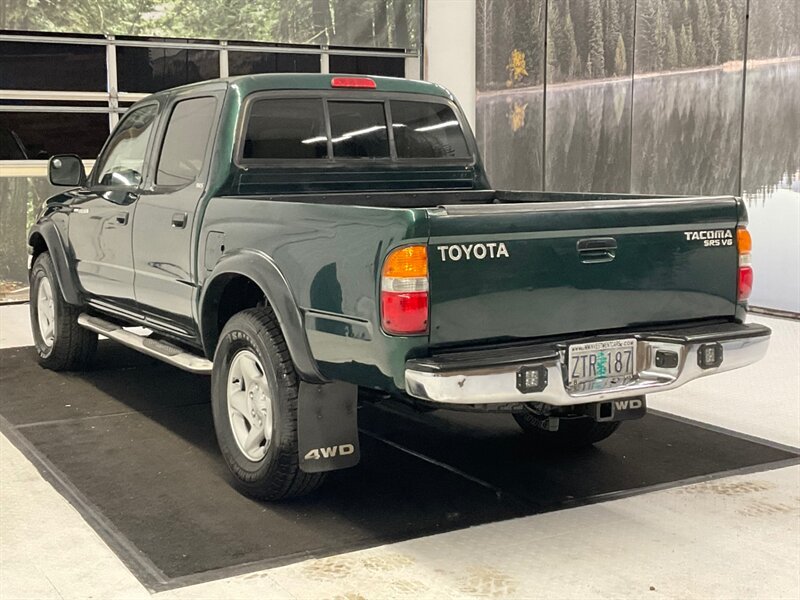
[{"xmin": 405, "ymin": 322, "xmax": 770, "ymax": 407}]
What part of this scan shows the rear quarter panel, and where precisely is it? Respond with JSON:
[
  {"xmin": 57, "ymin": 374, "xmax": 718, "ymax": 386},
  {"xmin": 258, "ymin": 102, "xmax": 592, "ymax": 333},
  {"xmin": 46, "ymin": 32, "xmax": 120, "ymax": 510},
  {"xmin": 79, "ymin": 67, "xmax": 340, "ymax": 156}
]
[{"xmin": 199, "ymin": 198, "xmax": 430, "ymax": 391}]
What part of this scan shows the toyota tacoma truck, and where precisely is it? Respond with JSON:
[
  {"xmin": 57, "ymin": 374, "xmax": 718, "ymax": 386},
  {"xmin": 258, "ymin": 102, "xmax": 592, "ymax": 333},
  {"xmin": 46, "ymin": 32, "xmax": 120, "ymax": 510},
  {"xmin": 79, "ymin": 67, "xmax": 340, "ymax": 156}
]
[{"xmin": 28, "ymin": 73, "xmax": 770, "ymax": 500}]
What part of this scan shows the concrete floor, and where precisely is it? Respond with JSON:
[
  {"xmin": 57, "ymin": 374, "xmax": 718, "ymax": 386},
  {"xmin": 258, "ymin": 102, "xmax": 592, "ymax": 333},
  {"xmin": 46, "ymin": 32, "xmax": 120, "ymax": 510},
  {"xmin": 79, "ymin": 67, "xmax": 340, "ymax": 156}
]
[{"xmin": 1, "ymin": 304, "xmax": 798, "ymax": 599}]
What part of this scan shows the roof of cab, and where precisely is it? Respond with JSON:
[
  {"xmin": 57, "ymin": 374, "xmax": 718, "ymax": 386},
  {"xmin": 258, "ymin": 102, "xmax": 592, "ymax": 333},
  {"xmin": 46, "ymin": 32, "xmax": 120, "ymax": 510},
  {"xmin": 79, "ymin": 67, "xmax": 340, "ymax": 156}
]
[{"xmin": 145, "ymin": 73, "xmax": 454, "ymax": 102}]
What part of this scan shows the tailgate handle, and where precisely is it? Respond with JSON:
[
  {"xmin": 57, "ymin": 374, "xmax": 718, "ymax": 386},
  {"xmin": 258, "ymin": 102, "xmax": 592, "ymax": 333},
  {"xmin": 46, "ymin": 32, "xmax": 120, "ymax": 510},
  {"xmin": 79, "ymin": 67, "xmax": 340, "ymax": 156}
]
[{"xmin": 577, "ymin": 237, "xmax": 617, "ymax": 263}]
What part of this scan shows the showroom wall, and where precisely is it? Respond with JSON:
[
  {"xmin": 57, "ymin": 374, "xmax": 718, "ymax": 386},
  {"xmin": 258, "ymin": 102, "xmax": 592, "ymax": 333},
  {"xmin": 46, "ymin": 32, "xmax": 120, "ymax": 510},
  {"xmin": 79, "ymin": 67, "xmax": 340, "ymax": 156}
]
[
  {"xmin": 0, "ymin": 0, "xmax": 421, "ymax": 302},
  {"xmin": 473, "ymin": 0, "xmax": 799, "ymax": 312}
]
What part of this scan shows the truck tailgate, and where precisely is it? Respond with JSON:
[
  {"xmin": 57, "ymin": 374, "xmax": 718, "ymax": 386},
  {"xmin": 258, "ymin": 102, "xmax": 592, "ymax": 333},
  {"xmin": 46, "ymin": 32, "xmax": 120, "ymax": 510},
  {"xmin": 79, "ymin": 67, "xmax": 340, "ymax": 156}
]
[{"xmin": 427, "ymin": 196, "xmax": 740, "ymax": 346}]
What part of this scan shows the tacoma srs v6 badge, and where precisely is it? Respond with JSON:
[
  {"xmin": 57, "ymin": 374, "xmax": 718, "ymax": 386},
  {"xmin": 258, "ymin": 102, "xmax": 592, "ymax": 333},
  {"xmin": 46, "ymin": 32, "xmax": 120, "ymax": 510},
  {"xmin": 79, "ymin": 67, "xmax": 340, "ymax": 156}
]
[{"xmin": 683, "ymin": 229, "xmax": 734, "ymax": 247}]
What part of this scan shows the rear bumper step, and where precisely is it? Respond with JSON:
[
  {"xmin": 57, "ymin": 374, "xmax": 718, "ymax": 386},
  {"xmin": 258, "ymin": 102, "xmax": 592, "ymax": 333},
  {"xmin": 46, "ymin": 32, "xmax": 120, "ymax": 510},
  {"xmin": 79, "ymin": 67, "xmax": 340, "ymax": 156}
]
[
  {"xmin": 78, "ymin": 314, "xmax": 212, "ymax": 374},
  {"xmin": 405, "ymin": 322, "xmax": 771, "ymax": 407}
]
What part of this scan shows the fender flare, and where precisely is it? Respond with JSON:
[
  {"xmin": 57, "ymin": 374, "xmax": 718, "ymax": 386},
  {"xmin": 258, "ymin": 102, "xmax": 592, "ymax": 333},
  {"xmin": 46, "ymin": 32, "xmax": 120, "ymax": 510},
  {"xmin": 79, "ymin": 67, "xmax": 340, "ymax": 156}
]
[
  {"xmin": 199, "ymin": 249, "xmax": 326, "ymax": 384},
  {"xmin": 28, "ymin": 222, "xmax": 82, "ymax": 305}
]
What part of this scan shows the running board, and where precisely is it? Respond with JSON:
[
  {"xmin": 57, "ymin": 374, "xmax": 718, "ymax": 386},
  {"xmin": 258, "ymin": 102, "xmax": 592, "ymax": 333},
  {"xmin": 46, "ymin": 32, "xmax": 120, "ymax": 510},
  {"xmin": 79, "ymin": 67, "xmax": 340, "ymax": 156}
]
[{"xmin": 77, "ymin": 314, "xmax": 212, "ymax": 375}]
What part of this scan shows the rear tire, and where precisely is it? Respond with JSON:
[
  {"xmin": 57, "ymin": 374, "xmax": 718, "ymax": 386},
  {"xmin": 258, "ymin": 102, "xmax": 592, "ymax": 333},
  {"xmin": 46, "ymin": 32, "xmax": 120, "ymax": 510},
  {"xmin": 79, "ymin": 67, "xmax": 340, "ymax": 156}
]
[
  {"xmin": 513, "ymin": 413, "xmax": 621, "ymax": 448},
  {"xmin": 29, "ymin": 252, "xmax": 97, "ymax": 371},
  {"xmin": 211, "ymin": 307, "xmax": 326, "ymax": 501}
]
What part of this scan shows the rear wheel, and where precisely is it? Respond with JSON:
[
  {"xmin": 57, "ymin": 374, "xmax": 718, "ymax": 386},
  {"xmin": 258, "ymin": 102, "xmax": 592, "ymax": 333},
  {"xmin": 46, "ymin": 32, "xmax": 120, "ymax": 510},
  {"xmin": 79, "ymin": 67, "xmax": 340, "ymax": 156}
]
[
  {"xmin": 29, "ymin": 252, "xmax": 97, "ymax": 371},
  {"xmin": 211, "ymin": 307, "xmax": 326, "ymax": 500},
  {"xmin": 513, "ymin": 413, "xmax": 621, "ymax": 448}
]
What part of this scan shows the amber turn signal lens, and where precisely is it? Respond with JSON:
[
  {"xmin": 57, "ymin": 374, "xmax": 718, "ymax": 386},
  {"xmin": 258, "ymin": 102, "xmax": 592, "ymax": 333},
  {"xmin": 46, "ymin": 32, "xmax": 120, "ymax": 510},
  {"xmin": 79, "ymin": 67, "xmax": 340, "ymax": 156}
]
[
  {"xmin": 382, "ymin": 245, "xmax": 428, "ymax": 278},
  {"xmin": 737, "ymin": 228, "xmax": 752, "ymax": 254}
]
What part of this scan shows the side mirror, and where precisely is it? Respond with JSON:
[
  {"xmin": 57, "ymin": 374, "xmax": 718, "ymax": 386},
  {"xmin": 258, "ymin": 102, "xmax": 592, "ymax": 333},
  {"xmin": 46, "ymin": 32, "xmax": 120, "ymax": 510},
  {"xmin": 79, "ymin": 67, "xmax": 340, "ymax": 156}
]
[{"xmin": 48, "ymin": 155, "xmax": 87, "ymax": 187}]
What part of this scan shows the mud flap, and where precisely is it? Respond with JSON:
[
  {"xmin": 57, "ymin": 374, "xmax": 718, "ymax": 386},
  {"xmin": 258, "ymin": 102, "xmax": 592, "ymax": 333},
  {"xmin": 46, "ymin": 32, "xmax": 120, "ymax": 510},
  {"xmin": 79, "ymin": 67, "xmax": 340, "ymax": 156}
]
[{"xmin": 297, "ymin": 381, "xmax": 360, "ymax": 473}]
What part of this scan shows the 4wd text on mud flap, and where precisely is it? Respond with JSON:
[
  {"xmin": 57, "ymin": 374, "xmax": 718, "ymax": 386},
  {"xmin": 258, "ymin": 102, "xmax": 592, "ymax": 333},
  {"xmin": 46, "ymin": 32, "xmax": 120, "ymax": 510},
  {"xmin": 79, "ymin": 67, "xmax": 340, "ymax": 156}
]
[{"xmin": 303, "ymin": 444, "xmax": 356, "ymax": 460}]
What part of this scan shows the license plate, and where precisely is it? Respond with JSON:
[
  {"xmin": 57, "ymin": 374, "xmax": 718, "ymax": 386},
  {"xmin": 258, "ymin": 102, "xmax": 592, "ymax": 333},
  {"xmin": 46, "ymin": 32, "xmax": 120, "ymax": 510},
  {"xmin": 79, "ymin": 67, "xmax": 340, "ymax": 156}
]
[{"xmin": 568, "ymin": 339, "xmax": 637, "ymax": 385}]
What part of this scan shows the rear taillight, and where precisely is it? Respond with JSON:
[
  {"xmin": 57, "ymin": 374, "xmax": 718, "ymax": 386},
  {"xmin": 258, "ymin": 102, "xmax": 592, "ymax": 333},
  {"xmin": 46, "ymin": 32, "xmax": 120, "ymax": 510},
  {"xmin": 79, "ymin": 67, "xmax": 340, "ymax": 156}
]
[
  {"xmin": 381, "ymin": 245, "xmax": 429, "ymax": 335},
  {"xmin": 737, "ymin": 227, "xmax": 753, "ymax": 301}
]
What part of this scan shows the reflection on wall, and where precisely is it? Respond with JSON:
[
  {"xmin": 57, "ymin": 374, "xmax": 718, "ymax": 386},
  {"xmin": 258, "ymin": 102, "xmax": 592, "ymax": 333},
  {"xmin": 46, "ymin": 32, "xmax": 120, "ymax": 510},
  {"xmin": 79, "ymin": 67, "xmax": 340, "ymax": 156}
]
[
  {"xmin": 476, "ymin": 0, "xmax": 546, "ymax": 190},
  {"xmin": 477, "ymin": 92, "xmax": 544, "ymax": 190},
  {"xmin": 545, "ymin": 0, "xmax": 634, "ymax": 192},
  {"xmin": 630, "ymin": 67, "xmax": 743, "ymax": 195},
  {"xmin": 741, "ymin": 0, "xmax": 800, "ymax": 313},
  {"xmin": 477, "ymin": 0, "xmax": 800, "ymax": 311},
  {"xmin": 631, "ymin": 0, "xmax": 746, "ymax": 195},
  {"xmin": 0, "ymin": 0, "xmax": 420, "ymax": 49},
  {"xmin": 0, "ymin": 175, "xmax": 58, "ymax": 301}
]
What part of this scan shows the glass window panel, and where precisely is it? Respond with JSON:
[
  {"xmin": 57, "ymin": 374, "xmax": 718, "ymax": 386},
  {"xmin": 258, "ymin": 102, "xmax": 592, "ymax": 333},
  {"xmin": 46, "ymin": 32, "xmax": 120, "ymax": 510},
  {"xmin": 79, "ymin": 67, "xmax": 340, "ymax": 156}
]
[
  {"xmin": 117, "ymin": 47, "xmax": 219, "ymax": 93},
  {"xmin": 0, "ymin": 42, "xmax": 107, "ymax": 92},
  {"xmin": 329, "ymin": 55, "xmax": 405, "ymax": 77},
  {"xmin": 389, "ymin": 100, "xmax": 469, "ymax": 159},
  {"xmin": 328, "ymin": 101, "xmax": 389, "ymax": 158},
  {"xmin": 243, "ymin": 99, "xmax": 327, "ymax": 160},
  {"xmin": 228, "ymin": 52, "xmax": 320, "ymax": 76},
  {"xmin": 94, "ymin": 104, "xmax": 158, "ymax": 187},
  {"xmin": 156, "ymin": 97, "xmax": 217, "ymax": 186},
  {"xmin": 0, "ymin": 112, "xmax": 109, "ymax": 159}
]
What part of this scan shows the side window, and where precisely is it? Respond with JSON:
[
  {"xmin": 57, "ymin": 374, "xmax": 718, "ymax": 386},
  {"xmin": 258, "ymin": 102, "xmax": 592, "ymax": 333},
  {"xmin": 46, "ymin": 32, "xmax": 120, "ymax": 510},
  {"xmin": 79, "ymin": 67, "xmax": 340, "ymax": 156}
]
[
  {"xmin": 94, "ymin": 104, "xmax": 158, "ymax": 187},
  {"xmin": 156, "ymin": 97, "xmax": 217, "ymax": 186},
  {"xmin": 390, "ymin": 101, "xmax": 470, "ymax": 159},
  {"xmin": 328, "ymin": 101, "xmax": 389, "ymax": 159},
  {"xmin": 243, "ymin": 98, "xmax": 327, "ymax": 160}
]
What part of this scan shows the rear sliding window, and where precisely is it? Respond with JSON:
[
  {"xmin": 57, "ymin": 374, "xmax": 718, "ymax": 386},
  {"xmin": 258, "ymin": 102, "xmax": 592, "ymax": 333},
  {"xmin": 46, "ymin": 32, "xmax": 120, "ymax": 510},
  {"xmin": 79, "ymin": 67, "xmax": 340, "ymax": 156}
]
[
  {"xmin": 390, "ymin": 100, "xmax": 469, "ymax": 159},
  {"xmin": 329, "ymin": 101, "xmax": 390, "ymax": 158},
  {"xmin": 241, "ymin": 97, "xmax": 470, "ymax": 161}
]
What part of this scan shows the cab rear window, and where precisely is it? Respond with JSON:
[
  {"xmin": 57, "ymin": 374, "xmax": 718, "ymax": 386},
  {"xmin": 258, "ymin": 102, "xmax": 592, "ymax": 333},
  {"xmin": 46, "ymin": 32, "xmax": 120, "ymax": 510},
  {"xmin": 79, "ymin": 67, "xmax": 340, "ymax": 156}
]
[
  {"xmin": 243, "ymin": 98, "xmax": 327, "ymax": 160},
  {"xmin": 241, "ymin": 96, "xmax": 471, "ymax": 162}
]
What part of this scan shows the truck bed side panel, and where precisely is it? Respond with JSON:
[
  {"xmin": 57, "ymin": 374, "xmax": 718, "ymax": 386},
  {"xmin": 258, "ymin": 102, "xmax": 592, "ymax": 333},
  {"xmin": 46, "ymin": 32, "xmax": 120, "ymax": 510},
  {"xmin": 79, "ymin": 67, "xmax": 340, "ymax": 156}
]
[{"xmin": 199, "ymin": 198, "xmax": 430, "ymax": 390}]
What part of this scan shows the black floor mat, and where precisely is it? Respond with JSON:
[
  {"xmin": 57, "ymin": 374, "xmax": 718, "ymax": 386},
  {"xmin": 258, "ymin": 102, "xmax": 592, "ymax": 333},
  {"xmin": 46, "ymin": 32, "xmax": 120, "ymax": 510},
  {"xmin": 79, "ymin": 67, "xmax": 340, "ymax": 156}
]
[{"xmin": 1, "ymin": 343, "xmax": 797, "ymax": 590}]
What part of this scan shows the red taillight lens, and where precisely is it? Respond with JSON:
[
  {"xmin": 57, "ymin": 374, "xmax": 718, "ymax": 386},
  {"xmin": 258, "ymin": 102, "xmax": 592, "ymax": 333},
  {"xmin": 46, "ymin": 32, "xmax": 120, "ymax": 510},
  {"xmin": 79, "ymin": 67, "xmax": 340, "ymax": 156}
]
[
  {"xmin": 331, "ymin": 77, "xmax": 376, "ymax": 89},
  {"xmin": 381, "ymin": 245, "xmax": 429, "ymax": 335},
  {"xmin": 738, "ymin": 265, "xmax": 753, "ymax": 301},
  {"xmin": 381, "ymin": 291, "xmax": 429, "ymax": 335},
  {"xmin": 737, "ymin": 227, "xmax": 753, "ymax": 302}
]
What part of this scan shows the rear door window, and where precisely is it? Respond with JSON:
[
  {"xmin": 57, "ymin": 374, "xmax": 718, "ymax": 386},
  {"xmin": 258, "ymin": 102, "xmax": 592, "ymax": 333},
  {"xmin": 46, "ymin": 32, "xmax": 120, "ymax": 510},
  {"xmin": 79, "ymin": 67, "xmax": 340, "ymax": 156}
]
[
  {"xmin": 243, "ymin": 98, "xmax": 327, "ymax": 159},
  {"xmin": 328, "ymin": 101, "xmax": 390, "ymax": 159},
  {"xmin": 156, "ymin": 96, "xmax": 217, "ymax": 186},
  {"xmin": 390, "ymin": 100, "xmax": 469, "ymax": 159}
]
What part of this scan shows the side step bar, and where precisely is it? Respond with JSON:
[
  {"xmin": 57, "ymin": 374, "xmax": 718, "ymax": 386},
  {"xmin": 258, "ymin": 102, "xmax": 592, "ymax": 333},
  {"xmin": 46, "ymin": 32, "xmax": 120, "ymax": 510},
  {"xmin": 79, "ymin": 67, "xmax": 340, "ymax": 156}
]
[{"xmin": 77, "ymin": 314, "xmax": 213, "ymax": 375}]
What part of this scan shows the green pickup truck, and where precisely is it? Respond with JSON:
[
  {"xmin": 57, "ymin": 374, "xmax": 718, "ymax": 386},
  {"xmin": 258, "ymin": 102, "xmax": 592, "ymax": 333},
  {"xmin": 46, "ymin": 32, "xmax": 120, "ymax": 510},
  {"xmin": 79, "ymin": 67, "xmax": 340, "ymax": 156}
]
[{"xmin": 29, "ymin": 73, "xmax": 770, "ymax": 500}]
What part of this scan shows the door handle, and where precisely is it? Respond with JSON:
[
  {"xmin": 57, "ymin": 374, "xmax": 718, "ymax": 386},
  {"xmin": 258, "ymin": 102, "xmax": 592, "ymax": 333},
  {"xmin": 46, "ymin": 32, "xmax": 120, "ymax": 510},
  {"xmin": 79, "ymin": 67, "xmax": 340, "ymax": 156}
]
[
  {"xmin": 115, "ymin": 212, "xmax": 129, "ymax": 225},
  {"xmin": 171, "ymin": 212, "xmax": 188, "ymax": 228},
  {"xmin": 577, "ymin": 237, "xmax": 617, "ymax": 263}
]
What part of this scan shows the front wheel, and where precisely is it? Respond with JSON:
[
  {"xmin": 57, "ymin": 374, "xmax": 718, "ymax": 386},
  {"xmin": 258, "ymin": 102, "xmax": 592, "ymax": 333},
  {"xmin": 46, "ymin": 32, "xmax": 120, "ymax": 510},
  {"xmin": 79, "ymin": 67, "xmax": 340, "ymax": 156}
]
[
  {"xmin": 211, "ymin": 307, "xmax": 326, "ymax": 501},
  {"xmin": 29, "ymin": 252, "xmax": 97, "ymax": 371},
  {"xmin": 513, "ymin": 413, "xmax": 621, "ymax": 449}
]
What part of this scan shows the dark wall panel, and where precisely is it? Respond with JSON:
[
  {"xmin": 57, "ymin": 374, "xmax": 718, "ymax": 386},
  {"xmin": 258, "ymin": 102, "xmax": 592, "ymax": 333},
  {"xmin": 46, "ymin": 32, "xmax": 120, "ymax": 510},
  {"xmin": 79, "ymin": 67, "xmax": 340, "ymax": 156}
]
[
  {"xmin": 228, "ymin": 52, "xmax": 321, "ymax": 76},
  {"xmin": 0, "ymin": 42, "xmax": 107, "ymax": 91},
  {"xmin": 117, "ymin": 47, "xmax": 219, "ymax": 93},
  {"xmin": 328, "ymin": 55, "xmax": 405, "ymax": 77}
]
